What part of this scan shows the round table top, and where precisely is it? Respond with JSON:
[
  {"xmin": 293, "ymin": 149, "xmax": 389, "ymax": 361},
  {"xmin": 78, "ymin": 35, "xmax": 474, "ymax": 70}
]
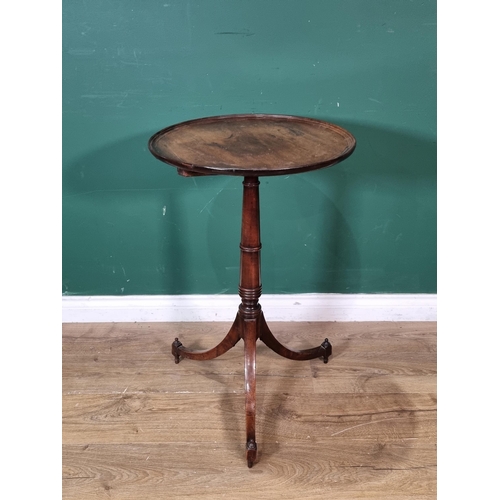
[{"xmin": 148, "ymin": 114, "xmax": 356, "ymax": 177}]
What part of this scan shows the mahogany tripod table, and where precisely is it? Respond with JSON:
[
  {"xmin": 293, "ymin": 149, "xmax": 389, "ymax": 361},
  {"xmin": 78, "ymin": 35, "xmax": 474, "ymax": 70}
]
[{"xmin": 148, "ymin": 114, "xmax": 356, "ymax": 467}]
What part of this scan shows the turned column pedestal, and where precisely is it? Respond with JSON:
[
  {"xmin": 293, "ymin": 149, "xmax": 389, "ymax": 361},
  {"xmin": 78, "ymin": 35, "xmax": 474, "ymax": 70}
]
[{"xmin": 171, "ymin": 177, "xmax": 332, "ymax": 467}]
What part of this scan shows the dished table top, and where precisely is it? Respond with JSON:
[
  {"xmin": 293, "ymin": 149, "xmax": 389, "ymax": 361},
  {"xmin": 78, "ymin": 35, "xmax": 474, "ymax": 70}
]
[{"xmin": 148, "ymin": 114, "xmax": 356, "ymax": 177}]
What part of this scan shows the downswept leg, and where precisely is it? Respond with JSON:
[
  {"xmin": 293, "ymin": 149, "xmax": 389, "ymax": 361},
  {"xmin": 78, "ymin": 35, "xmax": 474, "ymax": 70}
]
[
  {"xmin": 244, "ymin": 319, "xmax": 258, "ymax": 468},
  {"xmin": 172, "ymin": 314, "xmax": 242, "ymax": 363},
  {"xmin": 259, "ymin": 313, "xmax": 332, "ymax": 363}
]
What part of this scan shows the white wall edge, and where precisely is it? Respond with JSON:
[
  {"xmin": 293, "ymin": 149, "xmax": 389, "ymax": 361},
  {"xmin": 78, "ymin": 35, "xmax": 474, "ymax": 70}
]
[{"xmin": 62, "ymin": 293, "xmax": 437, "ymax": 323}]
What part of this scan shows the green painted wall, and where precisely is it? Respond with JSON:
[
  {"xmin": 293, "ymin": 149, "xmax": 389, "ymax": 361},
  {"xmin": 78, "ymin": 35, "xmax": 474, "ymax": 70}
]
[{"xmin": 63, "ymin": 0, "xmax": 436, "ymax": 295}]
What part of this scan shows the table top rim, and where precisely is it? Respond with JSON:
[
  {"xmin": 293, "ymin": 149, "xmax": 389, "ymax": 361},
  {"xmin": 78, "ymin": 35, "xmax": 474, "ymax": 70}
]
[{"xmin": 148, "ymin": 113, "xmax": 356, "ymax": 177}]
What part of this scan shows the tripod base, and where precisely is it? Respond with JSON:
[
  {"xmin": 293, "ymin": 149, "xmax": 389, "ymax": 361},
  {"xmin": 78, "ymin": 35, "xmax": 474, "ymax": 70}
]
[{"xmin": 171, "ymin": 310, "xmax": 332, "ymax": 467}]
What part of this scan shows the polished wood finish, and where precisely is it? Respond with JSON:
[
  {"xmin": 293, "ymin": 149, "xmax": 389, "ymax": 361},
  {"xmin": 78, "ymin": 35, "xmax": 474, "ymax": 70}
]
[
  {"xmin": 149, "ymin": 114, "xmax": 356, "ymax": 177},
  {"xmin": 62, "ymin": 322, "xmax": 437, "ymax": 499},
  {"xmin": 149, "ymin": 114, "xmax": 356, "ymax": 466},
  {"xmin": 170, "ymin": 177, "xmax": 332, "ymax": 466}
]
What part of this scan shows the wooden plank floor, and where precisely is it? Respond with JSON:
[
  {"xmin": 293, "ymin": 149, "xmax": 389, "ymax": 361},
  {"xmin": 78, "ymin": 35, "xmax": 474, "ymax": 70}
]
[{"xmin": 63, "ymin": 322, "xmax": 436, "ymax": 499}]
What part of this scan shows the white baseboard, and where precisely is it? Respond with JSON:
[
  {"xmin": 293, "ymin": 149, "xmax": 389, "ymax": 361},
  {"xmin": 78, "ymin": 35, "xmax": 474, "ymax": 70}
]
[{"xmin": 62, "ymin": 293, "xmax": 436, "ymax": 323}]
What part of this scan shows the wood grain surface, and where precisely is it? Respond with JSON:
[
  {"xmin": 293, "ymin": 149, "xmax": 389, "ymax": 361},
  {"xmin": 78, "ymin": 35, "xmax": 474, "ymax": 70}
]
[
  {"xmin": 148, "ymin": 114, "xmax": 356, "ymax": 176},
  {"xmin": 63, "ymin": 321, "xmax": 436, "ymax": 499}
]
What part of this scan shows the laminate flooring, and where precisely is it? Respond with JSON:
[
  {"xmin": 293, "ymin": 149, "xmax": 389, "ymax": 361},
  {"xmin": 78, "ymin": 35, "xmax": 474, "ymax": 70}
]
[{"xmin": 62, "ymin": 322, "xmax": 436, "ymax": 499}]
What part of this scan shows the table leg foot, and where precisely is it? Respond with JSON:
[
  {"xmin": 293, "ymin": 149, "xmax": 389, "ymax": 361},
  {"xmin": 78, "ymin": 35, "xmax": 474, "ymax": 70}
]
[
  {"xmin": 259, "ymin": 313, "xmax": 333, "ymax": 362},
  {"xmin": 171, "ymin": 314, "xmax": 242, "ymax": 363},
  {"xmin": 172, "ymin": 338, "xmax": 183, "ymax": 364},
  {"xmin": 321, "ymin": 338, "xmax": 333, "ymax": 363},
  {"xmin": 246, "ymin": 438, "xmax": 257, "ymax": 468}
]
